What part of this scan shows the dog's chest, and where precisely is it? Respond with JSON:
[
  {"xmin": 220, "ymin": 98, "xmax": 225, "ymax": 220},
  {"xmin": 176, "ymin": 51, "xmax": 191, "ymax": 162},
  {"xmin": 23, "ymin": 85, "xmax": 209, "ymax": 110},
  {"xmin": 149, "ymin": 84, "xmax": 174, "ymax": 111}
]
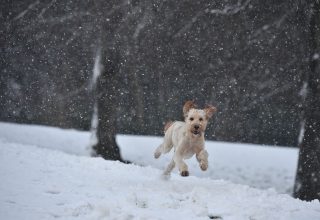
[
  {"xmin": 181, "ymin": 142, "xmax": 201, "ymax": 159},
  {"xmin": 183, "ymin": 149, "xmax": 195, "ymax": 159}
]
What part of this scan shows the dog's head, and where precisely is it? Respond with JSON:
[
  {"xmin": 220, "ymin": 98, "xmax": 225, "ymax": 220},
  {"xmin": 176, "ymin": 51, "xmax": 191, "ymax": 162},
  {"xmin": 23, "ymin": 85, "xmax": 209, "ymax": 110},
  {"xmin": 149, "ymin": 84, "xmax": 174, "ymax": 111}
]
[{"xmin": 183, "ymin": 100, "xmax": 217, "ymax": 137}]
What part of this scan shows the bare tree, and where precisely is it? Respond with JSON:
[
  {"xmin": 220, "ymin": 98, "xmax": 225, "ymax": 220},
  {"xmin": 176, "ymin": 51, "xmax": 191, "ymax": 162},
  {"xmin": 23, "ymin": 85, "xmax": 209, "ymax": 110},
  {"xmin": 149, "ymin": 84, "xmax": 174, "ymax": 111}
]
[
  {"xmin": 90, "ymin": 0, "xmax": 130, "ymax": 161},
  {"xmin": 294, "ymin": 1, "xmax": 320, "ymax": 201},
  {"xmin": 92, "ymin": 48, "xmax": 123, "ymax": 161}
]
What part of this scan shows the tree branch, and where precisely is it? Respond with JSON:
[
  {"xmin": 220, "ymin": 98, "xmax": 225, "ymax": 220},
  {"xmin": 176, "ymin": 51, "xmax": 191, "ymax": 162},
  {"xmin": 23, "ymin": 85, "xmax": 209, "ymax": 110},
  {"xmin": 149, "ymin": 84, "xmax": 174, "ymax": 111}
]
[
  {"xmin": 208, "ymin": 0, "xmax": 251, "ymax": 15},
  {"xmin": 37, "ymin": 0, "xmax": 57, "ymax": 19},
  {"xmin": 13, "ymin": 0, "xmax": 40, "ymax": 21}
]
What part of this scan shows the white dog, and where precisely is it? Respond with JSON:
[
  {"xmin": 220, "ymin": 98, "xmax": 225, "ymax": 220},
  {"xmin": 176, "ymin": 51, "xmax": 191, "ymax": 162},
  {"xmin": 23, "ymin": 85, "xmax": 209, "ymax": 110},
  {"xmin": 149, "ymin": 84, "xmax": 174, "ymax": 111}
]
[{"xmin": 154, "ymin": 100, "xmax": 217, "ymax": 177}]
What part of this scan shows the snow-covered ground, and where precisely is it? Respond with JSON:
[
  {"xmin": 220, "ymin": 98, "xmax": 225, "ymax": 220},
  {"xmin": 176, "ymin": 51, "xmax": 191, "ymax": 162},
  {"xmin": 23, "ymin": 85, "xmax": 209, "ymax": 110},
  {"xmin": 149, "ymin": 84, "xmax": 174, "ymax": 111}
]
[
  {"xmin": 0, "ymin": 122, "xmax": 319, "ymax": 220},
  {"xmin": 0, "ymin": 122, "xmax": 298, "ymax": 193}
]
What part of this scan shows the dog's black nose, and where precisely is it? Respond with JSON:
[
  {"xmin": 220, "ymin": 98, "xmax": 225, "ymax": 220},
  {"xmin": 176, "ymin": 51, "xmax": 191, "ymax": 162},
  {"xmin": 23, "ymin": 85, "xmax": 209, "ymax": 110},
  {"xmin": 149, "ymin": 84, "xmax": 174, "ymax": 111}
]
[{"xmin": 194, "ymin": 125, "xmax": 200, "ymax": 130}]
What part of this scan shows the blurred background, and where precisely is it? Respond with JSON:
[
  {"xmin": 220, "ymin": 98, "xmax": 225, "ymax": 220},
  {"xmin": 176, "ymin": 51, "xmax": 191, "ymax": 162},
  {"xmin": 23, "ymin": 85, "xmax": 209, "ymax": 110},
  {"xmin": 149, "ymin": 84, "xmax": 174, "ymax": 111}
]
[{"xmin": 1, "ymin": 0, "xmax": 313, "ymax": 146}]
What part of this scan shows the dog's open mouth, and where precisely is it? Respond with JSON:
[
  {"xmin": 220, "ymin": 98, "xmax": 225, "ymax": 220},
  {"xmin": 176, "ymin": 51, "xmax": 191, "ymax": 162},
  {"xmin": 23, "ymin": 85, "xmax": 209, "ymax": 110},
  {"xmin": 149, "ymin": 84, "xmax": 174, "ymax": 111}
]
[{"xmin": 192, "ymin": 130, "xmax": 201, "ymax": 135}]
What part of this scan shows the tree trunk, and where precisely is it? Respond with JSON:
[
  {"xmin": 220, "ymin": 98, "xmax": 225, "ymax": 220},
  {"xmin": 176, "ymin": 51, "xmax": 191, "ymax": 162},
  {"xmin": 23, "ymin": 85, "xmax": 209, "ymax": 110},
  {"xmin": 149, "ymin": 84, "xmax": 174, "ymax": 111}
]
[
  {"xmin": 293, "ymin": 1, "xmax": 320, "ymax": 201},
  {"xmin": 92, "ymin": 49, "xmax": 123, "ymax": 161}
]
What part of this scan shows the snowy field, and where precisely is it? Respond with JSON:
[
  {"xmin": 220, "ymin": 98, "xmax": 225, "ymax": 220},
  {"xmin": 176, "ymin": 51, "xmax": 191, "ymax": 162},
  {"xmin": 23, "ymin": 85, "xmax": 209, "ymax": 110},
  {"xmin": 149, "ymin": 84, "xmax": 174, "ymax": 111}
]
[{"xmin": 0, "ymin": 122, "xmax": 319, "ymax": 220}]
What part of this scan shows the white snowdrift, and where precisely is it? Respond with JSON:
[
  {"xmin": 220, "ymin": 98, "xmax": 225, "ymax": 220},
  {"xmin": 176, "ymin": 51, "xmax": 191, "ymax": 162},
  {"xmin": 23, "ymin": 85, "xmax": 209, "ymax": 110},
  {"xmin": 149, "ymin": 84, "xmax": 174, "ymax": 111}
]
[
  {"xmin": 0, "ymin": 122, "xmax": 319, "ymax": 220},
  {"xmin": 0, "ymin": 122, "xmax": 298, "ymax": 193}
]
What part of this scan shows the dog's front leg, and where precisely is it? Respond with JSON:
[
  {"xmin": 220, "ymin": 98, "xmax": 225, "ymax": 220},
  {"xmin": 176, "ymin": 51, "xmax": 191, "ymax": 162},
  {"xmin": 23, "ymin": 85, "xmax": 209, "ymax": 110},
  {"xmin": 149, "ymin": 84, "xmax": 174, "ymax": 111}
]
[
  {"xmin": 196, "ymin": 149, "xmax": 209, "ymax": 171},
  {"xmin": 174, "ymin": 154, "xmax": 189, "ymax": 177}
]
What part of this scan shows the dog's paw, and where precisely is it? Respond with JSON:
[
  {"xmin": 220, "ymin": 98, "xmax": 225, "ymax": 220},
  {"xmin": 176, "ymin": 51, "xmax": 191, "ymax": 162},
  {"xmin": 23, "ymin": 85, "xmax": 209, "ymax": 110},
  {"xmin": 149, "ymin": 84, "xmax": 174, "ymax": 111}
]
[
  {"xmin": 180, "ymin": 170, "xmax": 189, "ymax": 177},
  {"xmin": 200, "ymin": 162, "xmax": 208, "ymax": 171},
  {"xmin": 154, "ymin": 151, "xmax": 161, "ymax": 159}
]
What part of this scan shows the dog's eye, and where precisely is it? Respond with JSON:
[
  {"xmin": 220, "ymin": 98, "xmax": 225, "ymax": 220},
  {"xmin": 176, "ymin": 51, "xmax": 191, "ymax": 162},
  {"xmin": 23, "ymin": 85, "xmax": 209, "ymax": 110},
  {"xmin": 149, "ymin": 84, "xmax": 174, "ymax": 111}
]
[
  {"xmin": 190, "ymin": 117, "xmax": 194, "ymax": 121},
  {"xmin": 199, "ymin": 118, "xmax": 203, "ymax": 121}
]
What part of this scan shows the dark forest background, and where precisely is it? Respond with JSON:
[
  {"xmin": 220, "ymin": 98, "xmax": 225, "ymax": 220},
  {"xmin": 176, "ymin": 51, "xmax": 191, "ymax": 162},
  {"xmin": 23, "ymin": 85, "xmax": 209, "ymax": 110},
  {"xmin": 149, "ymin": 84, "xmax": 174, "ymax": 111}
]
[{"xmin": 1, "ymin": 0, "xmax": 314, "ymax": 147}]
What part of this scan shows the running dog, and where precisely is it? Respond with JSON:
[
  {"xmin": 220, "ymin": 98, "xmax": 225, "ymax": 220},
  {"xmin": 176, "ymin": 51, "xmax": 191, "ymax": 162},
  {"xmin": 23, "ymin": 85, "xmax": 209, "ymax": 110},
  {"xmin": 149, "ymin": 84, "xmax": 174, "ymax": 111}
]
[{"xmin": 154, "ymin": 100, "xmax": 217, "ymax": 177}]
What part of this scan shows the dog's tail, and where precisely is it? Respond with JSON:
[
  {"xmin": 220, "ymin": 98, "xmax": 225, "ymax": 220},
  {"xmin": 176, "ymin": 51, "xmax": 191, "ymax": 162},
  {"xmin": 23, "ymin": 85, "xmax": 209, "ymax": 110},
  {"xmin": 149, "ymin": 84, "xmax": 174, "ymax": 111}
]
[{"xmin": 164, "ymin": 121, "xmax": 174, "ymax": 133}]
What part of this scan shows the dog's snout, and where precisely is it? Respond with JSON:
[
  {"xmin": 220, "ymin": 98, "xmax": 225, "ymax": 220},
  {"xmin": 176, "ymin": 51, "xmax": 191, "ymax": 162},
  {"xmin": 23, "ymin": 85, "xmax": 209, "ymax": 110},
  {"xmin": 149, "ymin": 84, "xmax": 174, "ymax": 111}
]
[{"xmin": 194, "ymin": 125, "xmax": 200, "ymax": 130}]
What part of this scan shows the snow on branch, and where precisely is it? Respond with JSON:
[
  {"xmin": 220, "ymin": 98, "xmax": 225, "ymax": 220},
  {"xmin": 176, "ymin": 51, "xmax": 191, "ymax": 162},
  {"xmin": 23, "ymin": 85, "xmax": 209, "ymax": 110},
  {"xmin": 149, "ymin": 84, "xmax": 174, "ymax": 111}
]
[
  {"xmin": 174, "ymin": 11, "xmax": 203, "ymax": 38},
  {"xmin": 208, "ymin": 0, "xmax": 251, "ymax": 15},
  {"xmin": 13, "ymin": 0, "xmax": 40, "ymax": 21},
  {"xmin": 250, "ymin": 7, "xmax": 296, "ymax": 42},
  {"xmin": 37, "ymin": 0, "xmax": 57, "ymax": 19},
  {"xmin": 89, "ymin": 47, "xmax": 103, "ymax": 91},
  {"xmin": 105, "ymin": 0, "xmax": 130, "ymax": 17},
  {"xmin": 244, "ymin": 84, "xmax": 292, "ymax": 111},
  {"xmin": 42, "ymin": 12, "xmax": 93, "ymax": 24}
]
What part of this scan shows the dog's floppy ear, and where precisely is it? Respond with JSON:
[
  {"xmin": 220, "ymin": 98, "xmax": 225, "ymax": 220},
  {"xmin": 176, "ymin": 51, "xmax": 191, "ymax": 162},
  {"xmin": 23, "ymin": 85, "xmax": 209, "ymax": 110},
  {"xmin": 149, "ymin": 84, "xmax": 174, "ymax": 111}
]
[
  {"xmin": 204, "ymin": 104, "xmax": 217, "ymax": 119},
  {"xmin": 183, "ymin": 100, "xmax": 197, "ymax": 118}
]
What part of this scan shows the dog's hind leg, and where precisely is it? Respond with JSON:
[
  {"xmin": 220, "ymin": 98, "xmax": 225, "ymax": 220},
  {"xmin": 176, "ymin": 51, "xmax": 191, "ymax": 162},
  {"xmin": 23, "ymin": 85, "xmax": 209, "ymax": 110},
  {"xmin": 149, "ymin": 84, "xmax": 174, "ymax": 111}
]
[
  {"xmin": 154, "ymin": 136, "xmax": 173, "ymax": 159},
  {"xmin": 163, "ymin": 160, "xmax": 175, "ymax": 176},
  {"xmin": 154, "ymin": 144, "xmax": 163, "ymax": 159}
]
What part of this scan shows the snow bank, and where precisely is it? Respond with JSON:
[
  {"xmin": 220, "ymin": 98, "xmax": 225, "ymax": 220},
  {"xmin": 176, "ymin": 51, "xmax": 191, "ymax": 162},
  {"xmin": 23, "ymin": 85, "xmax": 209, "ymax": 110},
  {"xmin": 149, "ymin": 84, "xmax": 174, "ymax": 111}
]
[
  {"xmin": 0, "ymin": 140, "xmax": 319, "ymax": 220},
  {"xmin": 0, "ymin": 122, "xmax": 298, "ymax": 194},
  {"xmin": 118, "ymin": 135, "xmax": 298, "ymax": 194}
]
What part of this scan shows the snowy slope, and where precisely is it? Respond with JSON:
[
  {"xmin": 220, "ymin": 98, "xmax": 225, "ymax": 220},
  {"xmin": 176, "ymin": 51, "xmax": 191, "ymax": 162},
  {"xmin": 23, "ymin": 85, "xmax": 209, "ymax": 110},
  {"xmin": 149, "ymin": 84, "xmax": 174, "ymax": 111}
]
[
  {"xmin": 0, "ymin": 122, "xmax": 298, "ymax": 193},
  {"xmin": 118, "ymin": 136, "xmax": 298, "ymax": 194},
  {"xmin": 1, "ymin": 135, "xmax": 320, "ymax": 220},
  {"xmin": 0, "ymin": 122, "xmax": 319, "ymax": 219}
]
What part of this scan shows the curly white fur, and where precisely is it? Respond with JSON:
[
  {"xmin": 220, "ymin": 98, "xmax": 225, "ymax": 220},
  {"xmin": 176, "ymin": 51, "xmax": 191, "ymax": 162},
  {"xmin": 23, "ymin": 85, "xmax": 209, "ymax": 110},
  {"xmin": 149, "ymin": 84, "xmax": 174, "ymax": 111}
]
[{"xmin": 154, "ymin": 101, "xmax": 216, "ymax": 177}]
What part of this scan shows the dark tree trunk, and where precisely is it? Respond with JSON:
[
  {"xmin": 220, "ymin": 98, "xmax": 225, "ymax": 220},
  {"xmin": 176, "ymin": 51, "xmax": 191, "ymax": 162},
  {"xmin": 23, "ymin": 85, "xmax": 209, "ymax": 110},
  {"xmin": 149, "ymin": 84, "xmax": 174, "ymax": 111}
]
[
  {"xmin": 294, "ymin": 1, "xmax": 320, "ymax": 201},
  {"xmin": 92, "ymin": 49, "xmax": 123, "ymax": 161}
]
